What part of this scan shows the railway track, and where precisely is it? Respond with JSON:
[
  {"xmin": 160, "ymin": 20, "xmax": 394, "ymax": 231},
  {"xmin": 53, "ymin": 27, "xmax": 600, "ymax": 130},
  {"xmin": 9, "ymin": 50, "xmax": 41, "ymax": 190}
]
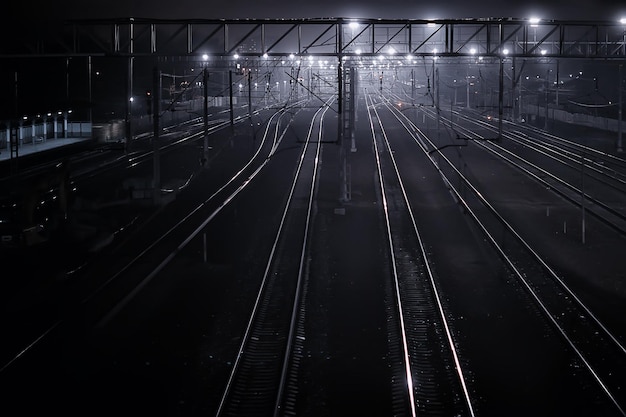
[{"xmin": 377, "ymin": 91, "xmax": 626, "ymax": 415}]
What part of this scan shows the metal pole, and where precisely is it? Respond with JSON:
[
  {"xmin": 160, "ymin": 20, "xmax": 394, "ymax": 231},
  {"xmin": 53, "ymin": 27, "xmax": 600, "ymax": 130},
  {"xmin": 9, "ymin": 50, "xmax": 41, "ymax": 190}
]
[
  {"xmin": 498, "ymin": 57, "xmax": 503, "ymax": 141},
  {"xmin": 543, "ymin": 69, "xmax": 550, "ymax": 130},
  {"xmin": 153, "ymin": 66, "xmax": 161, "ymax": 206},
  {"xmin": 581, "ymin": 145, "xmax": 586, "ymax": 244},
  {"xmin": 466, "ymin": 66, "xmax": 470, "ymax": 109},
  {"xmin": 618, "ymin": 63, "xmax": 623, "ymax": 153},
  {"xmin": 88, "ymin": 56, "xmax": 92, "ymax": 127},
  {"xmin": 248, "ymin": 71, "xmax": 252, "ymax": 118},
  {"xmin": 202, "ymin": 66, "xmax": 209, "ymax": 166},
  {"xmin": 229, "ymin": 70, "xmax": 234, "ymax": 125},
  {"xmin": 125, "ymin": 19, "xmax": 134, "ymax": 153}
]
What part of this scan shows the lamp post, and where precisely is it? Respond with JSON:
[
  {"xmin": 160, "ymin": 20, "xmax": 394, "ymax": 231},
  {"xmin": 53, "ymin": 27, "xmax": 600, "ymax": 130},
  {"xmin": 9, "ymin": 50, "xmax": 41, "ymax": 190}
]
[
  {"xmin": 152, "ymin": 66, "xmax": 161, "ymax": 206},
  {"xmin": 618, "ymin": 63, "xmax": 623, "ymax": 153},
  {"xmin": 202, "ymin": 54, "xmax": 209, "ymax": 167},
  {"xmin": 618, "ymin": 17, "xmax": 625, "ymax": 152}
]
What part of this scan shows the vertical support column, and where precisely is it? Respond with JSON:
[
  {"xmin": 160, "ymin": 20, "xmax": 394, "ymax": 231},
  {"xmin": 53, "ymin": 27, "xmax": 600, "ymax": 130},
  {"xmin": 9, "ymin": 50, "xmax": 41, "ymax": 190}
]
[
  {"xmin": 63, "ymin": 112, "xmax": 68, "ymax": 139},
  {"xmin": 229, "ymin": 70, "xmax": 234, "ymax": 125},
  {"xmin": 411, "ymin": 68, "xmax": 416, "ymax": 103},
  {"xmin": 43, "ymin": 115, "xmax": 48, "ymax": 141},
  {"xmin": 466, "ymin": 65, "xmax": 470, "ymax": 109},
  {"xmin": 125, "ymin": 18, "xmax": 135, "ymax": 153},
  {"xmin": 338, "ymin": 61, "xmax": 349, "ymax": 204},
  {"xmin": 153, "ymin": 66, "xmax": 161, "ymax": 206},
  {"xmin": 202, "ymin": 66, "xmax": 209, "ymax": 167},
  {"xmin": 498, "ymin": 57, "xmax": 504, "ymax": 141},
  {"xmin": 618, "ymin": 63, "xmax": 623, "ymax": 153},
  {"xmin": 248, "ymin": 70, "xmax": 252, "ymax": 119},
  {"xmin": 350, "ymin": 66, "xmax": 357, "ymax": 153},
  {"xmin": 543, "ymin": 68, "xmax": 550, "ymax": 130},
  {"xmin": 10, "ymin": 123, "xmax": 19, "ymax": 175},
  {"xmin": 88, "ymin": 56, "xmax": 93, "ymax": 127}
]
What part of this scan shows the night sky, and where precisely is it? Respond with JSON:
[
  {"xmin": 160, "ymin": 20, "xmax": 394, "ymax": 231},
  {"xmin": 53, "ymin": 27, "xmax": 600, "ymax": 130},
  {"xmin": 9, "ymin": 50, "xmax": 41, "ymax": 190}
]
[{"xmin": 6, "ymin": 0, "xmax": 626, "ymax": 22}]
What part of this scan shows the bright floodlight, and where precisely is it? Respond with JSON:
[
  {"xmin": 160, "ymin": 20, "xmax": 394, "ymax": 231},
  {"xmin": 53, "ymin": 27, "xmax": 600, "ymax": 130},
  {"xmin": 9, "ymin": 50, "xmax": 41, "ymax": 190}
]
[
  {"xmin": 234, "ymin": 53, "xmax": 239, "ymax": 59},
  {"xmin": 541, "ymin": 49, "xmax": 547, "ymax": 55},
  {"xmin": 470, "ymin": 48, "xmax": 477, "ymax": 54},
  {"xmin": 349, "ymin": 21, "xmax": 359, "ymax": 29},
  {"xmin": 289, "ymin": 53, "xmax": 295, "ymax": 59},
  {"xmin": 529, "ymin": 17, "xmax": 540, "ymax": 27},
  {"xmin": 620, "ymin": 17, "xmax": 626, "ymax": 24},
  {"xmin": 202, "ymin": 53, "xmax": 209, "ymax": 61},
  {"xmin": 263, "ymin": 53, "xmax": 268, "ymax": 58},
  {"xmin": 502, "ymin": 48, "xmax": 509, "ymax": 55}
]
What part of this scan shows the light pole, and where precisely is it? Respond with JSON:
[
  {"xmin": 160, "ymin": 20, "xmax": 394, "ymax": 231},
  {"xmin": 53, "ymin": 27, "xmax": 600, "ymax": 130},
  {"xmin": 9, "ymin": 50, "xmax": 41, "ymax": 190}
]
[
  {"xmin": 202, "ymin": 54, "xmax": 209, "ymax": 167},
  {"xmin": 498, "ymin": 49, "xmax": 509, "ymax": 140},
  {"xmin": 618, "ymin": 63, "xmax": 623, "ymax": 153},
  {"xmin": 152, "ymin": 66, "xmax": 161, "ymax": 206},
  {"xmin": 618, "ymin": 17, "xmax": 625, "ymax": 152}
]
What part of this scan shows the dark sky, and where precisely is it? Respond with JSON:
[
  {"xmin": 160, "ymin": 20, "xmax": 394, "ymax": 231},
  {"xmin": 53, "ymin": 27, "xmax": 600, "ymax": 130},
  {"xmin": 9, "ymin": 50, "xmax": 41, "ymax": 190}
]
[{"xmin": 6, "ymin": 0, "xmax": 626, "ymax": 22}]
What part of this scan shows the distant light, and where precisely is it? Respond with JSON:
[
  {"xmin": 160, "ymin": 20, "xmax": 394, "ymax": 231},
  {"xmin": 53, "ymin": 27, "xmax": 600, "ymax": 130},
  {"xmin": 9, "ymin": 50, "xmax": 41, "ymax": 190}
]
[
  {"xmin": 540, "ymin": 49, "xmax": 547, "ymax": 55},
  {"xmin": 427, "ymin": 22, "xmax": 436, "ymax": 27},
  {"xmin": 502, "ymin": 48, "xmax": 509, "ymax": 55},
  {"xmin": 129, "ymin": 97, "xmax": 134, "ymax": 102},
  {"xmin": 355, "ymin": 48, "xmax": 362, "ymax": 55},
  {"xmin": 432, "ymin": 48, "xmax": 438, "ymax": 54},
  {"xmin": 620, "ymin": 17, "xmax": 626, "ymax": 24},
  {"xmin": 234, "ymin": 53, "xmax": 239, "ymax": 59},
  {"xmin": 387, "ymin": 46, "xmax": 396, "ymax": 55},
  {"xmin": 289, "ymin": 53, "xmax": 295, "ymax": 59},
  {"xmin": 263, "ymin": 53, "xmax": 268, "ymax": 58},
  {"xmin": 470, "ymin": 48, "xmax": 477, "ymax": 55},
  {"xmin": 202, "ymin": 53, "xmax": 209, "ymax": 61},
  {"xmin": 349, "ymin": 21, "xmax": 359, "ymax": 30}
]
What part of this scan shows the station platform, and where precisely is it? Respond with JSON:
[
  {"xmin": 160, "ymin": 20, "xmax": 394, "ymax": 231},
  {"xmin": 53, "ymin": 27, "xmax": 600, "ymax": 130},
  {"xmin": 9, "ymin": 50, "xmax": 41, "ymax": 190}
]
[{"xmin": 0, "ymin": 137, "xmax": 93, "ymax": 162}]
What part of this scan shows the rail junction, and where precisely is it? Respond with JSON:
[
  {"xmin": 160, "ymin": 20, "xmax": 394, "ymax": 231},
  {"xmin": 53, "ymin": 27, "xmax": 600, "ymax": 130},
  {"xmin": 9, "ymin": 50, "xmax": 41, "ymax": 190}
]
[{"xmin": 0, "ymin": 17, "xmax": 625, "ymax": 417}]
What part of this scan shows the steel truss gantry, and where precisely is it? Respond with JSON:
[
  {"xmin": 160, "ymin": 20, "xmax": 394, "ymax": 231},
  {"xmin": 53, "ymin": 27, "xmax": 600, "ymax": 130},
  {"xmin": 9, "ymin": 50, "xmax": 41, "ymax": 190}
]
[{"xmin": 2, "ymin": 17, "xmax": 626, "ymax": 60}]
